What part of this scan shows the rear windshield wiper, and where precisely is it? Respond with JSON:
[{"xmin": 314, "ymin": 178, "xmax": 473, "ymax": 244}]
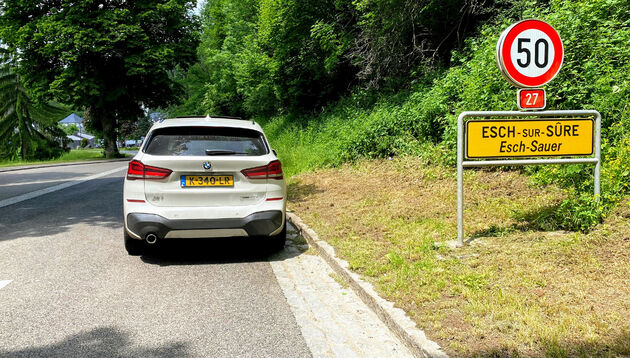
[{"xmin": 205, "ymin": 149, "xmax": 248, "ymax": 156}]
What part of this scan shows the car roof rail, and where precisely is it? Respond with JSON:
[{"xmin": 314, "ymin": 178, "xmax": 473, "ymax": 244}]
[{"xmin": 174, "ymin": 115, "xmax": 245, "ymax": 120}]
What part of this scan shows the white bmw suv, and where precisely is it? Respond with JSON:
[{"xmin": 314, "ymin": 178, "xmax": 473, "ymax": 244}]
[{"xmin": 123, "ymin": 115, "xmax": 286, "ymax": 255}]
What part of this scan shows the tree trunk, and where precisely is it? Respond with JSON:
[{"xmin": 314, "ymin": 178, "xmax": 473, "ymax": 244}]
[
  {"xmin": 98, "ymin": 110, "xmax": 120, "ymax": 158},
  {"xmin": 20, "ymin": 133, "xmax": 27, "ymax": 160},
  {"xmin": 18, "ymin": 122, "xmax": 28, "ymax": 161}
]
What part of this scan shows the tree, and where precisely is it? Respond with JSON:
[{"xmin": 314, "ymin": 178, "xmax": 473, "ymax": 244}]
[
  {"xmin": 0, "ymin": 0, "xmax": 200, "ymax": 158},
  {"xmin": 255, "ymin": 0, "xmax": 357, "ymax": 111},
  {"xmin": 175, "ymin": 0, "xmax": 357, "ymax": 116},
  {"xmin": 349, "ymin": 0, "xmax": 501, "ymax": 89},
  {"xmin": 62, "ymin": 124, "xmax": 79, "ymax": 136},
  {"xmin": 169, "ymin": 0, "xmax": 509, "ymax": 117},
  {"xmin": 133, "ymin": 116, "xmax": 154, "ymax": 139},
  {"xmin": 118, "ymin": 117, "xmax": 138, "ymax": 146},
  {"xmin": 190, "ymin": 0, "xmax": 260, "ymax": 116},
  {"xmin": 0, "ymin": 51, "xmax": 68, "ymax": 160}
]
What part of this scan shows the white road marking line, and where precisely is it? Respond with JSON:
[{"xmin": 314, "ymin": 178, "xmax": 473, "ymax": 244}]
[
  {"xmin": 0, "ymin": 178, "xmax": 76, "ymax": 187},
  {"xmin": 0, "ymin": 280, "xmax": 12, "ymax": 290},
  {"xmin": 0, "ymin": 166, "xmax": 126, "ymax": 209}
]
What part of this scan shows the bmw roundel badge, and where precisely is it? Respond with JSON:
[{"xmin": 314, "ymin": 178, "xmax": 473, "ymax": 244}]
[{"xmin": 202, "ymin": 162, "xmax": 212, "ymax": 170}]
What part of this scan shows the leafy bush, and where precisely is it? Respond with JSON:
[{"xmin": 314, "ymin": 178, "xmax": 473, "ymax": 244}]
[
  {"xmin": 259, "ymin": 0, "xmax": 630, "ymax": 231},
  {"xmin": 555, "ymin": 193, "xmax": 605, "ymax": 232},
  {"xmin": 62, "ymin": 124, "xmax": 79, "ymax": 135}
]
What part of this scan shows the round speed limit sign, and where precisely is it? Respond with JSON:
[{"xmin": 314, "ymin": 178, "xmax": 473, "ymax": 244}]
[{"xmin": 496, "ymin": 19, "xmax": 563, "ymax": 88}]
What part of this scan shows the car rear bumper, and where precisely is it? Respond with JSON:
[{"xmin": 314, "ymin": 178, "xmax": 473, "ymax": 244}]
[{"xmin": 126, "ymin": 210, "xmax": 284, "ymax": 240}]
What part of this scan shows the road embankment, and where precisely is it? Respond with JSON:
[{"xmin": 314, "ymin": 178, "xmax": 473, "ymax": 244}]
[{"xmin": 287, "ymin": 156, "xmax": 630, "ymax": 357}]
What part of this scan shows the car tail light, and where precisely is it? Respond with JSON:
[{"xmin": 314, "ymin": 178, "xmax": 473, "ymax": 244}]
[
  {"xmin": 126, "ymin": 160, "xmax": 144, "ymax": 179},
  {"xmin": 126, "ymin": 160, "xmax": 172, "ymax": 180},
  {"xmin": 241, "ymin": 164, "xmax": 268, "ymax": 179},
  {"xmin": 241, "ymin": 160, "xmax": 283, "ymax": 180},
  {"xmin": 267, "ymin": 160, "xmax": 283, "ymax": 179}
]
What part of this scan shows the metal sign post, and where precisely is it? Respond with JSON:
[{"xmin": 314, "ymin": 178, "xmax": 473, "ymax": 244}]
[
  {"xmin": 456, "ymin": 20, "xmax": 601, "ymax": 246},
  {"xmin": 456, "ymin": 110, "xmax": 601, "ymax": 247}
]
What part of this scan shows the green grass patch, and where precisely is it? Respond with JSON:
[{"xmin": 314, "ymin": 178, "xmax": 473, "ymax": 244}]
[
  {"xmin": 0, "ymin": 149, "xmax": 112, "ymax": 168},
  {"xmin": 288, "ymin": 157, "xmax": 630, "ymax": 357},
  {"xmin": 121, "ymin": 146, "xmax": 140, "ymax": 151}
]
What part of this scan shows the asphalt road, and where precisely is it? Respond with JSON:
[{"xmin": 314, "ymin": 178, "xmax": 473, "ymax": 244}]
[
  {"xmin": 0, "ymin": 161, "xmax": 128, "ymax": 201},
  {"xmin": 0, "ymin": 162, "xmax": 312, "ymax": 357}
]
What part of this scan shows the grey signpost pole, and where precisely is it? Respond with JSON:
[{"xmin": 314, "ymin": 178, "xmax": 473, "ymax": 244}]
[
  {"xmin": 594, "ymin": 112, "xmax": 601, "ymax": 197},
  {"xmin": 456, "ymin": 110, "xmax": 601, "ymax": 247},
  {"xmin": 457, "ymin": 113, "xmax": 465, "ymax": 246}
]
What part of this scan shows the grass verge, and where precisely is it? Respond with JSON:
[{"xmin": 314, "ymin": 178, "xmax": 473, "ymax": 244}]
[
  {"xmin": 0, "ymin": 149, "xmax": 120, "ymax": 168},
  {"xmin": 287, "ymin": 156, "xmax": 630, "ymax": 357}
]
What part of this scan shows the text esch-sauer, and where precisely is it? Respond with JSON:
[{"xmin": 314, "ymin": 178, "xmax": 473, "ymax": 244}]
[{"xmin": 482, "ymin": 123, "xmax": 583, "ymax": 154}]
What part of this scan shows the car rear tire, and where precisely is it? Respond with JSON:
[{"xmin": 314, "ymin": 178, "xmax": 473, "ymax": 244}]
[
  {"xmin": 124, "ymin": 230, "xmax": 144, "ymax": 256},
  {"xmin": 270, "ymin": 224, "xmax": 287, "ymax": 251}
]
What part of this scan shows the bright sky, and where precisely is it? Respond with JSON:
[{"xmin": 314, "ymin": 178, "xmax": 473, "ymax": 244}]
[{"xmin": 195, "ymin": 0, "xmax": 205, "ymax": 14}]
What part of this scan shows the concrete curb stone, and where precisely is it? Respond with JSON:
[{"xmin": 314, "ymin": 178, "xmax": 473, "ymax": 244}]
[
  {"xmin": 0, "ymin": 158, "xmax": 131, "ymax": 173},
  {"xmin": 286, "ymin": 212, "xmax": 449, "ymax": 358}
]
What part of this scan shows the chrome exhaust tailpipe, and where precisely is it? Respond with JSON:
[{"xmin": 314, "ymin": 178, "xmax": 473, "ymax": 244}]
[{"xmin": 145, "ymin": 233, "xmax": 158, "ymax": 245}]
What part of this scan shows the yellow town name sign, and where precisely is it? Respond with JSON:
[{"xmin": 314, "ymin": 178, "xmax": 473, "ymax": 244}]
[{"xmin": 466, "ymin": 119, "xmax": 594, "ymax": 159}]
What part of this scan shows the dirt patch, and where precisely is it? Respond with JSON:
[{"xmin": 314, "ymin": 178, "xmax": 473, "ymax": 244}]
[{"xmin": 288, "ymin": 157, "xmax": 630, "ymax": 357}]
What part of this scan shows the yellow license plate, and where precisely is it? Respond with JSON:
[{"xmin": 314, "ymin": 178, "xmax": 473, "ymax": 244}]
[{"xmin": 181, "ymin": 175, "xmax": 233, "ymax": 187}]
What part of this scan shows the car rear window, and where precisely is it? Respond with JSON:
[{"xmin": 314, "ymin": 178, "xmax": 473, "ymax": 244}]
[{"xmin": 144, "ymin": 127, "xmax": 268, "ymax": 156}]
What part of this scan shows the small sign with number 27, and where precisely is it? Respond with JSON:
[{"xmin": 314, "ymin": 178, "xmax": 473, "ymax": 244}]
[{"xmin": 518, "ymin": 88, "xmax": 546, "ymax": 110}]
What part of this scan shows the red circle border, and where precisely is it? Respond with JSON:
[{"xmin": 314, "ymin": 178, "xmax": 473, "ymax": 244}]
[{"xmin": 500, "ymin": 19, "xmax": 563, "ymax": 88}]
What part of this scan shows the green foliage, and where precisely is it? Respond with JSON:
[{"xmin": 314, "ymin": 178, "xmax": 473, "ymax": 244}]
[
  {"xmin": 0, "ymin": 0, "xmax": 200, "ymax": 158},
  {"xmin": 133, "ymin": 116, "xmax": 155, "ymax": 139},
  {"xmin": 0, "ymin": 51, "xmax": 69, "ymax": 161},
  {"xmin": 61, "ymin": 124, "xmax": 79, "ymax": 136},
  {"xmin": 349, "ymin": 0, "xmax": 501, "ymax": 88},
  {"xmin": 0, "ymin": 149, "xmax": 108, "ymax": 168},
  {"xmin": 170, "ymin": 0, "xmax": 356, "ymax": 116},
  {"xmin": 547, "ymin": 137, "xmax": 630, "ymax": 231},
  {"xmin": 554, "ymin": 192, "xmax": 605, "ymax": 232},
  {"xmin": 170, "ymin": 0, "xmax": 499, "ymax": 116},
  {"xmin": 602, "ymin": 138, "xmax": 630, "ymax": 202},
  {"xmin": 260, "ymin": 0, "xmax": 630, "ymax": 232}
]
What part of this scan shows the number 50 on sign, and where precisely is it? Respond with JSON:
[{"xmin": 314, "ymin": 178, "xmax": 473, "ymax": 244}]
[{"xmin": 497, "ymin": 19, "xmax": 564, "ymax": 88}]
